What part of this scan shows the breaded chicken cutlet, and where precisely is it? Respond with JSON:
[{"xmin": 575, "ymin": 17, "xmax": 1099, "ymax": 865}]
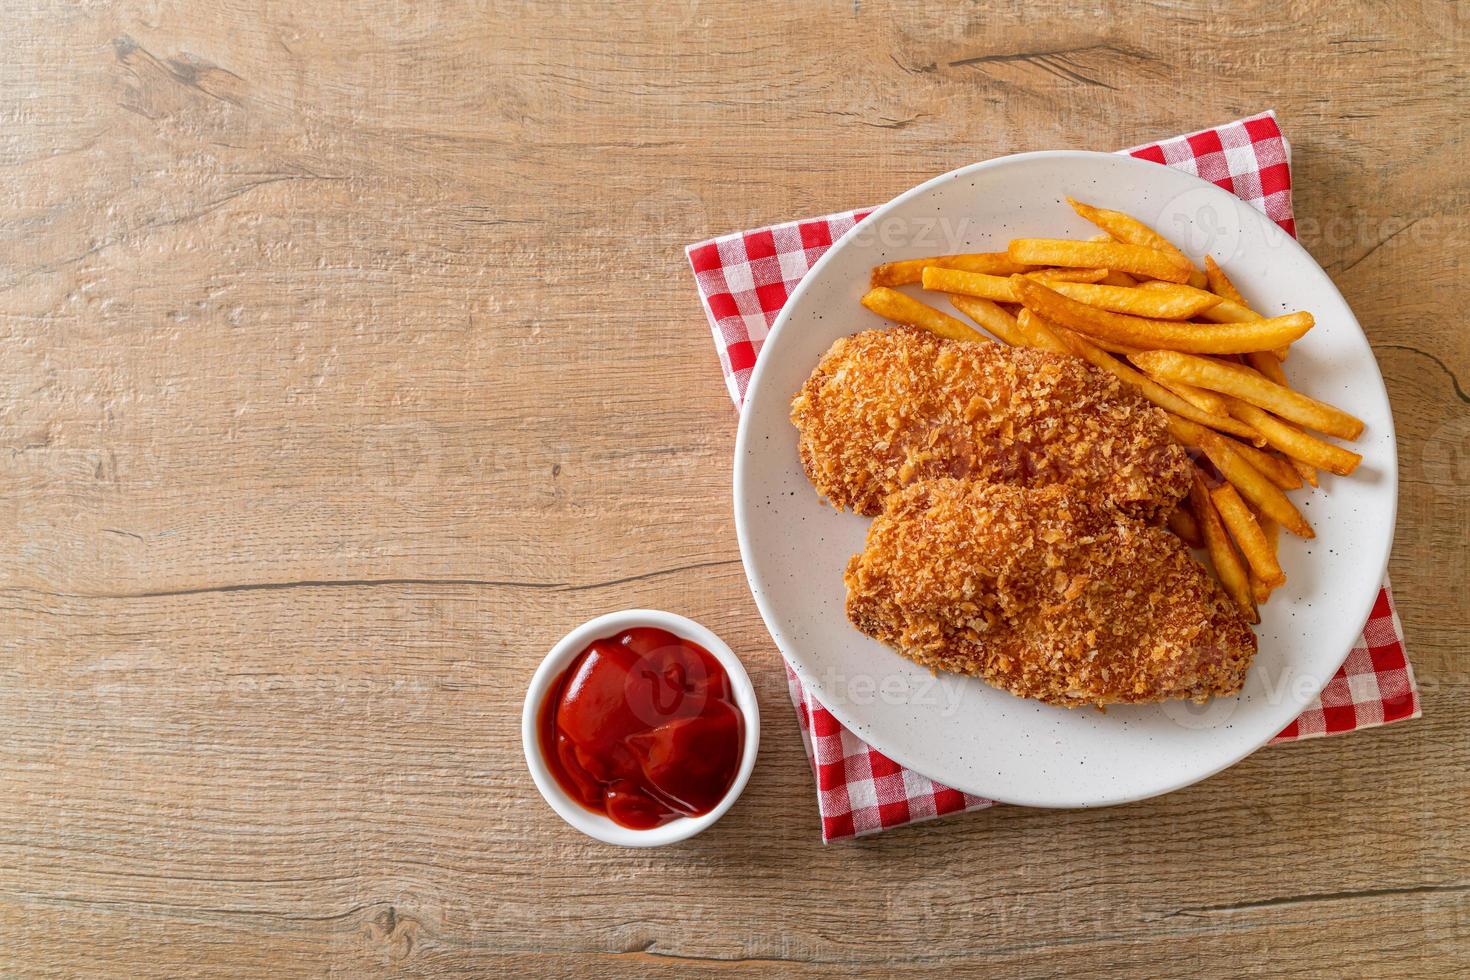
[
  {"xmin": 845, "ymin": 479, "xmax": 1257, "ymax": 707},
  {"xmin": 790, "ymin": 326, "xmax": 1192, "ymax": 522}
]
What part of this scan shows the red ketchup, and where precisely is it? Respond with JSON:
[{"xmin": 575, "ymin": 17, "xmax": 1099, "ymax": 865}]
[{"xmin": 539, "ymin": 627, "xmax": 745, "ymax": 830}]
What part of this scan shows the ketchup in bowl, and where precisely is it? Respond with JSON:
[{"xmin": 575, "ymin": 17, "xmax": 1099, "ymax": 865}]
[{"xmin": 538, "ymin": 627, "xmax": 745, "ymax": 830}]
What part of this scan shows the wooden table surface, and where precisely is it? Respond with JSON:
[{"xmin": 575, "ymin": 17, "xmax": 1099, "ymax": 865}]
[{"xmin": 4, "ymin": 2, "xmax": 1467, "ymax": 976}]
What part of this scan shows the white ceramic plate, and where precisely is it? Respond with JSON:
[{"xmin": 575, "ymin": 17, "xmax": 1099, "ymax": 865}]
[{"xmin": 733, "ymin": 151, "xmax": 1396, "ymax": 808}]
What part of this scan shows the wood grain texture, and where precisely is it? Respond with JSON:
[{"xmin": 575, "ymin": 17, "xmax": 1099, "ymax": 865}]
[{"xmin": 2, "ymin": 1, "xmax": 1466, "ymax": 975}]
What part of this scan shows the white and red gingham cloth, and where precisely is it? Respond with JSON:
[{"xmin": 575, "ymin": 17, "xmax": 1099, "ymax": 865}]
[{"xmin": 685, "ymin": 111, "xmax": 1420, "ymax": 841}]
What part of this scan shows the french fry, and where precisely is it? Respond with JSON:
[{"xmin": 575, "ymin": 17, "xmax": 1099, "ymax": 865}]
[
  {"xmin": 1259, "ymin": 513, "xmax": 1280, "ymax": 551},
  {"xmin": 1211, "ymin": 484, "xmax": 1287, "ymax": 588},
  {"xmin": 871, "ymin": 252, "xmax": 1031, "ymax": 288},
  {"xmin": 1074, "ymin": 332, "xmax": 1146, "ymax": 356},
  {"xmin": 1139, "ymin": 279, "xmax": 1233, "ymax": 307},
  {"xmin": 1225, "ymin": 398, "xmax": 1363, "ymax": 476},
  {"xmin": 1170, "ymin": 406, "xmax": 1300, "ymax": 489},
  {"xmin": 923, "ymin": 267, "xmax": 1114, "ymax": 303},
  {"xmin": 1187, "ymin": 277, "xmax": 1288, "ymax": 359},
  {"xmin": 1154, "ymin": 377, "xmax": 1229, "ymax": 416},
  {"xmin": 1025, "ymin": 267, "xmax": 1110, "ymax": 283},
  {"xmin": 1245, "ymin": 350, "xmax": 1288, "ymax": 382},
  {"xmin": 1228, "ymin": 437, "xmax": 1305, "ymax": 490},
  {"xmin": 1050, "ymin": 327, "xmax": 1265, "ymax": 440},
  {"xmin": 1288, "ymin": 453, "xmax": 1318, "ymax": 486},
  {"xmin": 1243, "ymin": 352, "xmax": 1318, "ymax": 484},
  {"xmin": 1195, "ymin": 296, "xmax": 1261, "ymax": 323},
  {"xmin": 1066, "ymin": 197, "xmax": 1208, "ymax": 288},
  {"xmin": 1013, "ymin": 309, "xmax": 1072, "ymax": 354},
  {"xmin": 1174, "ymin": 422, "xmax": 1314, "ymax": 538},
  {"xmin": 1190, "ymin": 473, "xmax": 1258, "ymax": 622},
  {"xmin": 1142, "ymin": 278, "xmax": 1276, "ymax": 337},
  {"xmin": 922, "ymin": 268, "xmax": 1017, "ymax": 303},
  {"xmin": 1284, "ymin": 453, "xmax": 1318, "ymax": 488},
  {"xmin": 1131, "ymin": 350, "xmax": 1364, "ymax": 440},
  {"xmin": 1203, "ymin": 255, "xmax": 1247, "ymax": 306},
  {"xmin": 1044, "ymin": 281, "xmax": 1222, "ymax": 319},
  {"xmin": 1007, "ymin": 239, "xmax": 1192, "ymax": 283},
  {"xmin": 1250, "ymin": 513, "xmax": 1282, "ymax": 603},
  {"xmin": 860, "ymin": 287, "xmax": 990, "ymax": 343},
  {"xmin": 1143, "ymin": 284, "xmax": 1285, "ymax": 357},
  {"xmin": 948, "ymin": 294, "xmax": 1028, "ymax": 346},
  {"xmin": 1167, "ymin": 505, "xmax": 1203, "ymax": 548},
  {"xmin": 1012, "ymin": 276, "xmax": 1314, "ymax": 355},
  {"xmin": 1098, "ymin": 270, "xmax": 1138, "ymax": 287}
]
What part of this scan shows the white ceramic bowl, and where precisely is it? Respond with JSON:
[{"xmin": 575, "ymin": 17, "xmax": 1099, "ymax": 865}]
[
  {"xmin": 734, "ymin": 150, "xmax": 1397, "ymax": 808},
  {"xmin": 522, "ymin": 609, "xmax": 760, "ymax": 846}
]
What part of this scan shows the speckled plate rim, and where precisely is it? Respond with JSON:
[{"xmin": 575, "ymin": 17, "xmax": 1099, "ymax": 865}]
[{"xmin": 732, "ymin": 150, "xmax": 1397, "ymax": 808}]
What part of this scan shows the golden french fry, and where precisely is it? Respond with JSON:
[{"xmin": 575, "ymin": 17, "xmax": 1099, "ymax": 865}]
[
  {"xmin": 877, "ymin": 254, "xmax": 1033, "ymax": 288},
  {"xmin": 1189, "ymin": 473, "xmax": 1258, "ymax": 622},
  {"xmin": 1007, "ymin": 238, "xmax": 1192, "ymax": 283},
  {"xmin": 870, "ymin": 252, "xmax": 1033, "ymax": 288},
  {"xmin": 1186, "ymin": 279, "xmax": 1287, "ymax": 358},
  {"xmin": 1196, "ymin": 296, "xmax": 1260, "ymax": 323},
  {"xmin": 1139, "ymin": 277, "xmax": 1273, "ymax": 341},
  {"xmin": 1131, "ymin": 350, "xmax": 1363, "ymax": 440},
  {"xmin": 1066, "ymin": 198, "xmax": 1201, "ymax": 278},
  {"xmin": 1211, "ymin": 483, "xmax": 1287, "ymax": 588},
  {"xmin": 1285, "ymin": 454, "xmax": 1317, "ymax": 487},
  {"xmin": 922, "ymin": 267, "xmax": 1016, "ymax": 302},
  {"xmin": 1012, "ymin": 276, "xmax": 1313, "ymax": 355},
  {"xmin": 925, "ymin": 267, "xmax": 1116, "ymax": 303},
  {"xmin": 1155, "ymin": 377, "xmax": 1230, "ymax": 416},
  {"xmin": 1246, "ymin": 350, "xmax": 1287, "ymax": 381},
  {"xmin": 1243, "ymin": 352, "xmax": 1318, "ymax": 483},
  {"xmin": 1097, "ymin": 270, "xmax": 1138, "ymax": 287},
  {"xmin": 1176, "ymin": 423, "xmax": 1314, "ymax": 538},
  {"xmin": 1013, "ymin": 309, "xmax": 1072, "ymax": 354},
  {"xmin": 1075, "ymin": 332, "xmax": 1145, "ymax": 356},
  {"xmin": 1174, "ymin": 405, "xmax": 1301, "ymax": 489},
  {"xmin": 1139, "ymin": 279, "xmax": 1233, "ymax": 308},
  {"xmin": 1146, "ymin": 280, "xmax": 1281, "ymax": 350},
  {"xmin": 1026, "ymin": 267, "xmax": 1110, "ymax": 283},
  {"xmin": 1249, "ymin": 511, "xmax": 1282, "ymax": 603},
  {"xmin": 948, "ymin": 294, "xmax": 1027, "ymax": 347},
  {"xmin": 1228, "ymin": 437, "xmax": 1304, "ymax": 490},
  {"xmin": 1203, "ymin": 255, "xmax": 1248, "ymax": 306},
  {"xmin": 861, "ymin": 287, "xmax": 990, "ymax": 343},
  {"xmin": 1246, "ymin": 350, "xmax": 1310, "ymax": 415},
  {"xmin": 1044, "ymin": 281, "xmax": 1222, "ymax": 319},
  {"xmin": 1260, "ymin": 513, "xmax": 1280, "ymax": 551},
  {"xmin": 1226, "ymin": 398, "xmax": 1363, "ymax": 476},
  {"xmin": 1051, "ymin": 328, "xmax": 1264, "ymax": 440},
  {"xmin": 1167, "ymin": 505, "xmax": 1203, "ymax": 548}
]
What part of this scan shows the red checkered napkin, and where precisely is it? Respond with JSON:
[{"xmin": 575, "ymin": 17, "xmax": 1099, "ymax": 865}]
[{"xmin": 687, "ymin": 112, "xmax": 1421, "ymax": 841}]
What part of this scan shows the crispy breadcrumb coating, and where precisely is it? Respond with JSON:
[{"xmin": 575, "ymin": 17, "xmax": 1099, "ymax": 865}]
[
  {"xmin": 845, "ymin": 479, "xmax": 1257, "ymax": 707},
  {"xmin": 791, "ymin": 326, "xmax": 1191, "ymax": 522}
]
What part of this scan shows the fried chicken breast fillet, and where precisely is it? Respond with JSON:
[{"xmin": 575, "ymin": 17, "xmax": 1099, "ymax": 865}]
[
  {"xmin": 791, "ymin": 326, "xmax": 1191, "ymax": 522},
  {"xmin": 845, "ymin": 479, "xmax": 1257, "ymax": 707}
]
